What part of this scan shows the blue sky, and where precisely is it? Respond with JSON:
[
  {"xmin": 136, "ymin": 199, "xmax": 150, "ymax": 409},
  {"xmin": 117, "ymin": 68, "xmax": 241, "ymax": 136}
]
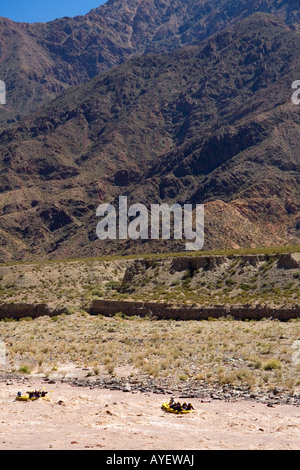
[{"xmin": 0, "ymin": 1, "xmax": 107, "ymax": 23}]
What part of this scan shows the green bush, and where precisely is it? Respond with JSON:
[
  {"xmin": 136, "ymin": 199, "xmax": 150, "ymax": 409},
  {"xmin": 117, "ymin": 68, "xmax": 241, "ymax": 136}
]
[
  {"xmin": 262, "ymin": 359, "xmax": 282, "ymax": 371},
  {"xmin": 18, "ymin": 365, "xmax": 31, "ymax": 374}
]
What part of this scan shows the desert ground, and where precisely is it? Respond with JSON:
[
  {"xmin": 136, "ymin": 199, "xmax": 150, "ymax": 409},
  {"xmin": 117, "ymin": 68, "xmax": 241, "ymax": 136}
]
[
  {"xmin": 0, "ymin": 378, "xmax": 299, "ymax": 450},
  {"xmin": 0, "ymin": 252, "xmax": 299, "ymax": 451},
  {"xmin": 0, "ymin": 313, "xmax": 300, "ymax": 450}
]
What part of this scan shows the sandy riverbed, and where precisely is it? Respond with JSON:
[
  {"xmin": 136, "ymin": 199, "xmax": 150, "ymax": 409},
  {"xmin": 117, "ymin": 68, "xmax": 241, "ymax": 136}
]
[{"xmin": 0, "ymin": 379, "xmax": 299, "ymax": 450}]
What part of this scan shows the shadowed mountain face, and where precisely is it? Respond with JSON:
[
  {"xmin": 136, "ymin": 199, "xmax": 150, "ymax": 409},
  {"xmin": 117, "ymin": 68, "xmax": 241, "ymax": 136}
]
[
  {"xmin": 0, "ymin": 13, "xmax": 299, "ymax": 262},
  {"xmin": 0, "ymin": 0, "xmax": 300, "ymax": 125}
]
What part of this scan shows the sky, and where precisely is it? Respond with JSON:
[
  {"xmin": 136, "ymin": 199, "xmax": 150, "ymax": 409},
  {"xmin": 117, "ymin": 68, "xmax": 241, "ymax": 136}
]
[{"xmin": 0, "ymin": 0, "xmax": 107, "ymax": 23}]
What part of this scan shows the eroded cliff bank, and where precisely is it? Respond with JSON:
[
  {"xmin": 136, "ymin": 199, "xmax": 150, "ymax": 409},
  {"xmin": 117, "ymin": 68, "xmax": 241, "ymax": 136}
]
[{"xmin": 0, "ymin": 251, "xmax": 299, "ymax": 320}]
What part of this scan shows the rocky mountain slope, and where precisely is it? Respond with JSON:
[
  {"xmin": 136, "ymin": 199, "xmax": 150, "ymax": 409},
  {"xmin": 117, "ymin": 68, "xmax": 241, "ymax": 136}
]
[
  {"xmin": 0, "ymin": 0, "xmax": 300, "ymax": 125},
  {"xmin": 0, "ymin": 13, "xmax": 299, "ymax": 261}
]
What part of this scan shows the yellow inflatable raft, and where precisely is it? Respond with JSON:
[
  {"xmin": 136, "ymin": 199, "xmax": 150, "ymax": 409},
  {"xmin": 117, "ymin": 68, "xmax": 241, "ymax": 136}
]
[
  {"xmin": 16, "ymin": 395, "xmax": 38, "ymax": 402},
  {"xmin": 15, "ymin": 390, "xmax": 50, "ymax": 402},
  {"xmin": 161, "ymin": 403, "xmax": 194, "ymax": 414}
]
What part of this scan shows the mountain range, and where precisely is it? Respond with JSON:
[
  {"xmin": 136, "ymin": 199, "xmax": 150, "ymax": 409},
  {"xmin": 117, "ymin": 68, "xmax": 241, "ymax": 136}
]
[
  {"xmin": 0, "ymin": 0, "xmax": 300, "ymax": 125},
  {"xmin": 0, "ymin": 0, "xmax": 299, "ymax": 261}
]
